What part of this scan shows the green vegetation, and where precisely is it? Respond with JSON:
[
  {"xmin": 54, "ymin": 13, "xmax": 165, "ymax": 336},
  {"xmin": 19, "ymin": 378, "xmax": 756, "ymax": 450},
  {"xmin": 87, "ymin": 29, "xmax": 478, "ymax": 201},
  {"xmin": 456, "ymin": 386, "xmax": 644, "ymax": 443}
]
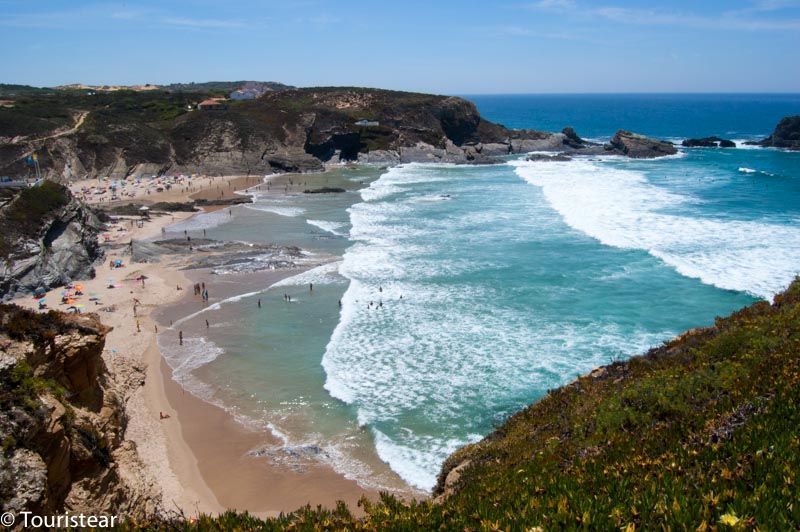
[
  {"xmin": 0, "ymin": 180, "xmax": 71, "ymax": 258},
  {"xmin": 0, "ymin": 305, "xmax": 81, "ymax": 459},
  {"xmin": 0, "ymin": 303, "xmax": 72, "ymax": 345},
  {"xmin": 123, "ymin": 280, "xmax": 800, "ymax": 530}
]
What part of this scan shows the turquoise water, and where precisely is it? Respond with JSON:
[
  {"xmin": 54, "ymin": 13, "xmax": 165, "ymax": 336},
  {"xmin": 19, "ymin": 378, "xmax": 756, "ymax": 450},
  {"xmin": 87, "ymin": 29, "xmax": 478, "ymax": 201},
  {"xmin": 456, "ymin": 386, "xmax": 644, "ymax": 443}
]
[{"xmin": 162, "ymin": 96, "xmax": 800, "ymax": 493}]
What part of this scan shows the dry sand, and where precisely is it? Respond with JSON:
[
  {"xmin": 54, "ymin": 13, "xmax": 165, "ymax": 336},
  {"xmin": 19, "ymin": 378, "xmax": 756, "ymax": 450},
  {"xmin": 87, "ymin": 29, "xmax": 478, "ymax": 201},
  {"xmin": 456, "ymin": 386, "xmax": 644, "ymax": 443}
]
[{"xmin": 16, "ymin": 173, "xmax": 384, "ymax": 519}]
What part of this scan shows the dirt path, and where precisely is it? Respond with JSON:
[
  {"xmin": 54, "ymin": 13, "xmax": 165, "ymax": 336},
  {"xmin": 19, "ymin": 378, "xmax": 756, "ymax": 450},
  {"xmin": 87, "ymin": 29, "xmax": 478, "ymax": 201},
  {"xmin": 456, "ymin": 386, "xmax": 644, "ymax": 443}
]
[{"xmin": 11, "ymin": 110, "xmax": 89, "ymax": 145}]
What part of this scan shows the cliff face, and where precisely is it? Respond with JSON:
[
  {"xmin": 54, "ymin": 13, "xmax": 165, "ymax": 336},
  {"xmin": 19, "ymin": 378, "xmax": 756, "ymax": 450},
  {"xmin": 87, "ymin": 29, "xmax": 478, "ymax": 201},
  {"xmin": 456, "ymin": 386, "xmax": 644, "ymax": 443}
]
[
  {"xmin": 0, "ymin": 305, "xmax": 158, "ymax": 517},
  {"xmin": 0, "ymin": 87, "xmax": 592, "ymax": 180},
  {"xmin": 0, "ymin": 182, "xmax": 103, "ymax": 301}
]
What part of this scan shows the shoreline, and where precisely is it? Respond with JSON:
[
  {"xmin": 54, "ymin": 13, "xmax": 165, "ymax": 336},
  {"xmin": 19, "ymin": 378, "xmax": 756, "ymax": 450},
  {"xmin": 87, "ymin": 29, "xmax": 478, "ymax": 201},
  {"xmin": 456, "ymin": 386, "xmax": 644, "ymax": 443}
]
[
  {"xmin": 17, "ymin": 169, "xmax": 397, "ymax": 519},
  {"xmin": 132, "ymin": 172, "xmax": 390, "ymax": 516},
  {"xmin": 150, "ymin": 265, "xmax": 377, "ymax": 516}
]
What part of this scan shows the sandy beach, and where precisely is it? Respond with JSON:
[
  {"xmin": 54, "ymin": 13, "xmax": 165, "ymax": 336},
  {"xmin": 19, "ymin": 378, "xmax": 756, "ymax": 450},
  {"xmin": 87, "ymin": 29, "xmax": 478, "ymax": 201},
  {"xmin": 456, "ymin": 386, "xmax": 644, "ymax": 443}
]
[{"xmin": 15, "ymin": 171, "xmax": 382, "ymax": 519}]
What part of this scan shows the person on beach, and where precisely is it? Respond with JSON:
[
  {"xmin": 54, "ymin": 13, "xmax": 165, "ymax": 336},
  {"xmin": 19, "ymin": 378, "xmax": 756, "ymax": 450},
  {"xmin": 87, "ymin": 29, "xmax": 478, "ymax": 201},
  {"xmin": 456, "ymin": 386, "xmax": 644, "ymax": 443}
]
[
  {"xmin": 136, "ymin": 319, "xmax": 141, "ymax": 332},
  {"xmin": 310, "ymin": 283, "xmax": 313, "ymax": 292},
  {"xmin": 338, "ymin": 299, "xmax": 342, "ymax": 308},
  {"xmin": 258, "ymin": 298, "xmax": 261, "ymax": 308},
  {"xmin": 179, "ymin": 331, "xmax": 183, "ymax": 345}
]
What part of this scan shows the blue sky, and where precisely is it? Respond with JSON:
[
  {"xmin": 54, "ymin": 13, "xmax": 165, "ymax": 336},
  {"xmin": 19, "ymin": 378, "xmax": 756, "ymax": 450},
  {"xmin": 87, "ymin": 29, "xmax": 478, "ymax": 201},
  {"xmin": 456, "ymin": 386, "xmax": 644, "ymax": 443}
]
[{"xmin": 2, "ymin": 0, "xmax": 799, "ymax": 93}]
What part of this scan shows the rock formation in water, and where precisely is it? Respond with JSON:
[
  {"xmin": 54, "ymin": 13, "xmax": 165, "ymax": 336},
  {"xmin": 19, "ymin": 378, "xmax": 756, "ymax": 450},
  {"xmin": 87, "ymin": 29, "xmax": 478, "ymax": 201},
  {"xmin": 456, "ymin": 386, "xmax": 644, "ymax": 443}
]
[
  {"xmin": 682, "ymin": 136, "xmax": 736, "ymax": 148},
  {"xmin": 605, "ymin": 130, "xmax": 678, "ymax": 158},
  {"xmin": 751, "ymin": 115, "xmax": 800, "ymax": 150}
]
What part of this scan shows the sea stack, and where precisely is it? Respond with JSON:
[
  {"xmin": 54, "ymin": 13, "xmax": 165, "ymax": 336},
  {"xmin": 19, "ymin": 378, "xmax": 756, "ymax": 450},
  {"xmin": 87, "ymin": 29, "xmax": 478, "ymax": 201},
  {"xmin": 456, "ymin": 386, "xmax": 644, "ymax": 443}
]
[{"xmin": 606, "ymin": 130, "xmax": 678, "ymax": 158}]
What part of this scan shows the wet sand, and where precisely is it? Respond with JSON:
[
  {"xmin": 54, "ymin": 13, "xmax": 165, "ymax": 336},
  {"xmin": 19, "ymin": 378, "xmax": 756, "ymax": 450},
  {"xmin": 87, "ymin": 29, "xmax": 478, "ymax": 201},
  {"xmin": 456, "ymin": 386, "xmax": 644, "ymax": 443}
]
[{"xmin": 150, "ymin": 266, "xmax": 378, "ymax": 517}]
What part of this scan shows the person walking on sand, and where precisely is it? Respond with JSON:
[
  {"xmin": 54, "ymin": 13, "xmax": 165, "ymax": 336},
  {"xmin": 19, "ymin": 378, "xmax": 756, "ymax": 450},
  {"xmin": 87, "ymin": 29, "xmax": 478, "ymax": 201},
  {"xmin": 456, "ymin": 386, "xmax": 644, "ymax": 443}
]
[
  {"xmin": 179, "ymin": 331, "xmax": 183, "ymax": 346},
  {"xmin": 205, "ymin": 319, "xmax": 209, "ymax": 329}
]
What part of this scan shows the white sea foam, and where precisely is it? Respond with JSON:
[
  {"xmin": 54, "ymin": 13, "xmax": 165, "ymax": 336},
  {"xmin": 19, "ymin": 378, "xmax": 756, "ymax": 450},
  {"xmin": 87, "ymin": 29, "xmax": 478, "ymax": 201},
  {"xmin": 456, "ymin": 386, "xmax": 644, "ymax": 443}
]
[
  {"xmin": 307, "ymin": 219, "xmax": 348, "ymax": 236},
  {"xmin": 511, "ymin": 158, "xmax": 800, "ymax": 299},
  {"xmin": 739, "ymin": 167, "xmax": 757, "ymax": 173},
  {"xmin": 245, "ymin": 204, "xmax": 306, "ymax": 217},
  {"xmin": 158, "ymin": 334, "xmax": 224, "ymax": 398},
  {"xmin": 167, "ymin": 208, "xmax": 232, "ymax": 233},
  {"xmin": 733, "ymin": 139, "xmax": 764, "ymax": 150},
  {"xmin": 321, "ymin": 163, "xmax": 680, "ymax": 491},
  {"xmin": 272, "ymin": 261, "xmax": 345, "ymax": 287}
]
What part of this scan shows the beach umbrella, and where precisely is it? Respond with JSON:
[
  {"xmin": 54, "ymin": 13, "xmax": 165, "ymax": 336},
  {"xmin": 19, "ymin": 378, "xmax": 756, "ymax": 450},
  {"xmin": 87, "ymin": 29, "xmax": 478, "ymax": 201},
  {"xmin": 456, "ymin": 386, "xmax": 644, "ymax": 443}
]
[{"xmin": 38, "ymin": 298, "xmax": 46, "ymax": 303}]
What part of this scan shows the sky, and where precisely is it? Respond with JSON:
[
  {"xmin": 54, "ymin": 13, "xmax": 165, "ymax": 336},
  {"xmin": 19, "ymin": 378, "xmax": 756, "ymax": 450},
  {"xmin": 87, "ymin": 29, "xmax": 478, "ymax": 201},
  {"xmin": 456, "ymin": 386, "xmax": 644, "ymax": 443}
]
[{"xmin": 1, "ymin": 0, "xmax": 799, "ymax": 94}]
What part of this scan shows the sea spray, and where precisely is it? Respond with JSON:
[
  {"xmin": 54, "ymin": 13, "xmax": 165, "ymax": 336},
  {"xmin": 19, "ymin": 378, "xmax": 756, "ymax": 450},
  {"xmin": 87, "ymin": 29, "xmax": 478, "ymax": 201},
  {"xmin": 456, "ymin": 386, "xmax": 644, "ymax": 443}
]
[{"xmin": 510, "ymin": 157, "xmax": 800, "ymax": 299}]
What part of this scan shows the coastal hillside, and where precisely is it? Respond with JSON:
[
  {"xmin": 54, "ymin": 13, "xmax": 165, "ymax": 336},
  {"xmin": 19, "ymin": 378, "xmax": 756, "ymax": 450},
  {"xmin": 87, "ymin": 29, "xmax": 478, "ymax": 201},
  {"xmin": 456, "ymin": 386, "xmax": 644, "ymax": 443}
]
[
  {"xmin": 0, "ymin": 84, "xmax": 678, "ymax": 181},
  {"xmin": 134, "ymin": 278, "xmax": 800, "ymax": 529}
]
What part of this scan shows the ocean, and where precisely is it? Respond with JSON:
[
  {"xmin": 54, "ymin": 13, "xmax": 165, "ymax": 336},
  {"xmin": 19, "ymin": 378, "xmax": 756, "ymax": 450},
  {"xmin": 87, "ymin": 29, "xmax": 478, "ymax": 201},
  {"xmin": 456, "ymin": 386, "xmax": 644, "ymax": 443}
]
[{"xmin": 158, "ymin": 94, "xmax": 800, "ymax": 493}]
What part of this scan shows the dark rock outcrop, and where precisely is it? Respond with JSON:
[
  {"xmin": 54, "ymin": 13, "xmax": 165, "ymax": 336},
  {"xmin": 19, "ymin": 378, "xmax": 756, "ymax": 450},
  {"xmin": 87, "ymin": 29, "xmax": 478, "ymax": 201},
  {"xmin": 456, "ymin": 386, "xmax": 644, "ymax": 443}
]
[
  {"xmin": 606, "ymin": 130, "xmax": 678, "ymax": 158},
  {"xmin": 561, "ymin": 127, "xmax": 585, "ymax": 149},
  {"xmin": 682, "ymin": 136, "xmax": 735, "ymax": 148},
  {"xmin": 0, "ymin": 182, "xmax": 103, "ymax": 301},
  {"xmin": 0, "ymin": 305, "xmax": 157, "ymax": 517},
  {"xmin": 303, "ymin": 187, "xmax": 346, "ymax": 194},
  {"xmin": 526, "ymin": 153, "xmax": 572, "ymax": 162},
  {"xmin": 752, "ymin": 115, "xmax": 800, "ymax": 150}
]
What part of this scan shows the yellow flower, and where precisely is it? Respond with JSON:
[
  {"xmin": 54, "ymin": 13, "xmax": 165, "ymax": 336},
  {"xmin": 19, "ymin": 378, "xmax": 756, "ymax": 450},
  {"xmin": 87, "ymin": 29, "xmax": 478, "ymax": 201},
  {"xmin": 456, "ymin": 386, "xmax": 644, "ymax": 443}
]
[{"xmin": 719, "ymin": 512, "xmax": 740, "ymax": 526}]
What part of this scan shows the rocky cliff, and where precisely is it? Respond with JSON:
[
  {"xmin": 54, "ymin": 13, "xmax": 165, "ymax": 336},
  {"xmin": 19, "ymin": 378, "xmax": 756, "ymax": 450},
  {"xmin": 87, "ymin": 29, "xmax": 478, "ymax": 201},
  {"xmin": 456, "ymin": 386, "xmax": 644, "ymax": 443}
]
[
  {"xmin": 0, "ymin": 305, "xmax": 158, "ymax": 517},
  {"xmin": 0, "ymin": 181, "xmax": 103, "ymax": 301},
  {"xmin": 0, "ymin": 87, "xmax": 679, "ymax": 181},
  {"xmin": 753, "ymin": 115, "xmax": 800, "ymax": 150}
]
